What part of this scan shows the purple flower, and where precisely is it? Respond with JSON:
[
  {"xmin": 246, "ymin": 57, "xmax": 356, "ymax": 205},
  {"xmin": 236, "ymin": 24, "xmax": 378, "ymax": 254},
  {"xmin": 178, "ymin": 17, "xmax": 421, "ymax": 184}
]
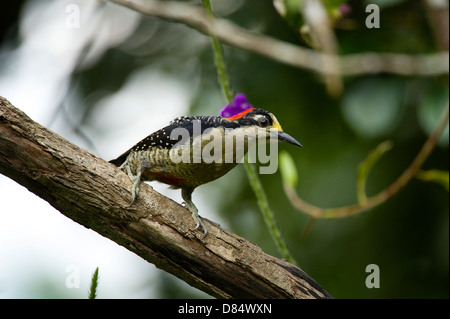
[
  {"xmin": 339, "ymin": 4, "xmax": 352, "ymax": 18},
  {"xmin": 219, "ymin": 93, "xmax": 253, "ymax": 118}
]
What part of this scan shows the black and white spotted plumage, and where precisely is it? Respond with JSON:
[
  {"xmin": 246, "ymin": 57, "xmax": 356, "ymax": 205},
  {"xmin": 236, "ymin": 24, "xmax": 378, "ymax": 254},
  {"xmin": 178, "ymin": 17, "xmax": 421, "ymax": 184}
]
[{"xmin": 109, "ymin": 115, "xmax": 237, "ymax": 167}]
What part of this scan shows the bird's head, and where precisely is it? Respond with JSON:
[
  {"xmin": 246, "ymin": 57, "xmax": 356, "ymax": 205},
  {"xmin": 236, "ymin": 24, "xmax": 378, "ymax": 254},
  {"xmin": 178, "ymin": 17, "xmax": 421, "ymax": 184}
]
[{"xmin": 225, "ymin": 108, "xmax": 303, "ymax": 147}]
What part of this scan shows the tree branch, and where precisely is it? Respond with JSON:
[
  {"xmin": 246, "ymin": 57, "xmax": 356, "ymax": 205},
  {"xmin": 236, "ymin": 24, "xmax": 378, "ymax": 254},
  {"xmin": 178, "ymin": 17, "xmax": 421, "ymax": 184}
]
[
  {"xmin": 108, "ymin": 0, "xmax": 449, "ymax": 76},
  {"xmin": 0, "ymin": 96, "xmax": 332, "ymax": 299}
]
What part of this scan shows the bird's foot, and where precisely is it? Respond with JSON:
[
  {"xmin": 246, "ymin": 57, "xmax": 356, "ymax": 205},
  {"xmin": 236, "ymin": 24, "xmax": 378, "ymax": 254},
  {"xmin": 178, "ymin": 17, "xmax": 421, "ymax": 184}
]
[
  {"xmin": 183, "ymin": 201, "xmax": 208, "ymax": 237},
  {"xmin": 125, "ymin": 163, "xmax": 140, "ymax": 206},
  {"xmin": 192, "ymin": 213, "xmax": 208, "ymax": 238}
]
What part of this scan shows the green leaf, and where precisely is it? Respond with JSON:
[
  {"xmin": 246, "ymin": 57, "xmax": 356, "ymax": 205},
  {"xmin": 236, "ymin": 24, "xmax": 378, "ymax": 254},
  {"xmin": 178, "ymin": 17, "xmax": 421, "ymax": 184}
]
[
  {"xmin": 273, "ymin": 0, "xmax": 348, "ymax": 35},
  {"xmin": 88, "ymin": 267, "xmax": 99, "ymax": 299},
  {"xmin": 416, "ymin": 170, "xmax": 449, "ymax": 191},
  {"xmin": 342, "ymin": 77, "xmax": 405, "ymax": 139},
  {"xmin": 357, "ymin": 141, "xmax": 393, "ymax": 203},
  {"xmin": 279, "ymin": 151, "xmax": 299, "ymax": 188}
]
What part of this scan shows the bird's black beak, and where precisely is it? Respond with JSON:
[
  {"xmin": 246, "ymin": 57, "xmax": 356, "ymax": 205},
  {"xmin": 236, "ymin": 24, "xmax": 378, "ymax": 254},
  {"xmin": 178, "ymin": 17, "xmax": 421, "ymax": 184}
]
[{"xmin": 278, "ymin": 132, "xmax": 303, "ymax": 147}]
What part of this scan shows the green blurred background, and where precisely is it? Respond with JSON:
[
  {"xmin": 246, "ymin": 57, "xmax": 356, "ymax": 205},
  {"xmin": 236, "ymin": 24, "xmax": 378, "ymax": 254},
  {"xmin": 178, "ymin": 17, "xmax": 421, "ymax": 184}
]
[{"xmin": 0, "ymin": 0, "xmax": 448, "ymax": 298}]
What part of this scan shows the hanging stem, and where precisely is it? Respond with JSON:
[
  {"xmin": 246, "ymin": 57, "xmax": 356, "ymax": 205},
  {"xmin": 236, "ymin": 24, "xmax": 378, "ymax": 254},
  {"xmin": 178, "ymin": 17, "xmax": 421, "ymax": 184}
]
[
  {"xmin": 244, "ymin": 157, "xmax": 297, "ymax": 264},
  {"xmin": 201, "ymin": 0, "xmax": 297, "ymax": 265},
  {"xmin": 201, "ymin": 0, "xmax": 233, "ymax": 103}
]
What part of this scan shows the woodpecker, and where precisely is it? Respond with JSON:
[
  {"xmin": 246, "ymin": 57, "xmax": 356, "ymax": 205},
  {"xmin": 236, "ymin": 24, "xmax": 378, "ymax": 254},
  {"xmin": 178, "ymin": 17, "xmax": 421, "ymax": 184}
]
[{"xmin": 109, "ymin": 107, "xmax": 302, "ymax": 236}]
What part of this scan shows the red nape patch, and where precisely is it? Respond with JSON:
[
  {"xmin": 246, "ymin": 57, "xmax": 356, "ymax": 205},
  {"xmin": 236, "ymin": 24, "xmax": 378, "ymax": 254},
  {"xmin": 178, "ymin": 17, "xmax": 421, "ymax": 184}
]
[{"xmin": 227, "ymin": 108, "xmax": 254, "ymax": 121}]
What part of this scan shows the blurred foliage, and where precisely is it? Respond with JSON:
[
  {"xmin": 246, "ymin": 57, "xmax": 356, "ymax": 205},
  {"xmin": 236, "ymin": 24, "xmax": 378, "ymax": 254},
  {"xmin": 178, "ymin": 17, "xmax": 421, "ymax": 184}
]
[
  {"xmin": 1, "ymin": 0, "xmax": 448, "ymax": 298},
  {"xmin": 280, "ymin": 150, "xmax": 299, "ymax": 188},
  {"xmin": 273, "ymin": 0, "xmax": 348, "ymax": 46},
  {"xmin": 342, "ymin": 77, "xmax": 405, "ymax": 138},
  {"xmin": 416, "ymin": 170, "xmax": 449, "ymax": 192}
]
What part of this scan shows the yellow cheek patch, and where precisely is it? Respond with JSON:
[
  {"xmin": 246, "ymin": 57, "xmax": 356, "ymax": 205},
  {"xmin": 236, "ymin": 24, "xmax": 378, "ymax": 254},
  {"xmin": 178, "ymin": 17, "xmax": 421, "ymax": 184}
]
[{"xmin": 271, "ymin": 115, "xmax": 283, "ymax": 132}]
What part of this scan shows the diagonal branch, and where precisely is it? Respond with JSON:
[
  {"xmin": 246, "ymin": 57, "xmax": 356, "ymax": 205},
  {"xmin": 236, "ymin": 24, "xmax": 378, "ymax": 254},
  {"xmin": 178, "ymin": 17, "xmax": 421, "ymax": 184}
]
[
  {"xmin": 0, "ymin": 96, "xmax": 332, "ymax": 299},
  {"xmin": 108, "ymin": 0, "xmax": 449, "ymax": 76}
]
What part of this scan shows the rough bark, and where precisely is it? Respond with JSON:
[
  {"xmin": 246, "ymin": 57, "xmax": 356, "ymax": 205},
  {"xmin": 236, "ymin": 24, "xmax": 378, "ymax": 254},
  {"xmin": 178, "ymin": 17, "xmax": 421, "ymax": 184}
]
[{"xmin": 0, "ymin": 96, "xmax": 332, "ymax": 299}]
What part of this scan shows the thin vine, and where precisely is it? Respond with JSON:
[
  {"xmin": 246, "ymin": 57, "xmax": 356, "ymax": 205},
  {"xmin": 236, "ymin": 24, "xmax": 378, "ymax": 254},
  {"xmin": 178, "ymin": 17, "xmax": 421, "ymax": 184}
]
[{"xmin": 201, "ymin": 0, "xmax": 297, "ymax": 265}]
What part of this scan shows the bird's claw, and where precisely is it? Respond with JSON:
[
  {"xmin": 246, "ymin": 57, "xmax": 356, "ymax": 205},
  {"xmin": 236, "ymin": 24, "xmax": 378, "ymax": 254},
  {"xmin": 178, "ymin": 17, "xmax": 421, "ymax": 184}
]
[
  {"xmin": 193, "ymin": 219, "xmax": 208, "ymax": 237},
  {"xmin": 183, "ymin": 201, "xmax": 208, "ymax": 237}
]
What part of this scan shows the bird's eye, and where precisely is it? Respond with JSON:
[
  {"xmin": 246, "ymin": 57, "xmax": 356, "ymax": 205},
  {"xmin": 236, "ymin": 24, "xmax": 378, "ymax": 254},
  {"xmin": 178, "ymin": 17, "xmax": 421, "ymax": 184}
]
[{"xmin": 258, "ymin": 117, "xmax": 269, "ymax": 127}]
